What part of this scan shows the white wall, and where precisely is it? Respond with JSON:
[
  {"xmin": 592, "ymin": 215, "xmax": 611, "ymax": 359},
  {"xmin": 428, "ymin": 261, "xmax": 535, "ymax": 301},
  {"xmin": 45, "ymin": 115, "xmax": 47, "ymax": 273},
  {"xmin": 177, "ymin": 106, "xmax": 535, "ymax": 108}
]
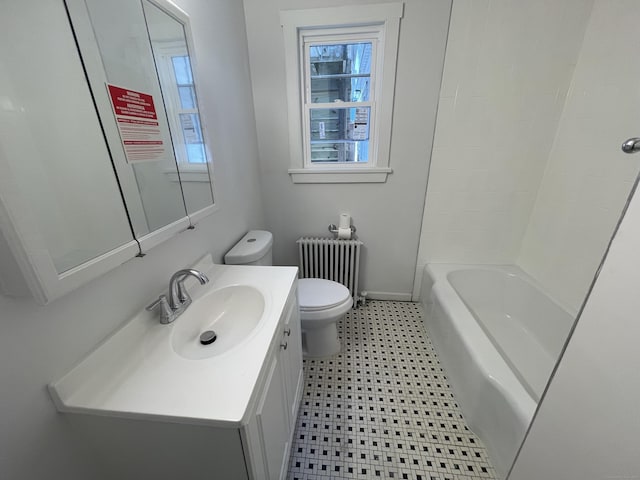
[
  {"xmin": 0, "ymin": 0, "xmax": 263, "ymax": 478},
  {"xmin": 517, "ymin": 0, "xmax": 640, "ymax": 312},
  {"xmin": 243, "ymin": 0, "xmax": 452, "ymax": 300},
  {"xmin": 508, "ymin": 162, "xmax": 640, "ymax": 477},
  {"xmin": 415, "ymin": 0, "xmax": 593, "ymax": 297}
]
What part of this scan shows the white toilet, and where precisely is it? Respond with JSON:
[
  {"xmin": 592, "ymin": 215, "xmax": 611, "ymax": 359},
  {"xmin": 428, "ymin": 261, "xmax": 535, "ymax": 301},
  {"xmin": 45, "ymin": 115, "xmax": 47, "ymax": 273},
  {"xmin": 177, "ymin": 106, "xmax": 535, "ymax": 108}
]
[{"xmin": 225, "ymin": 230, "xmax": 353, "ymax": 357}]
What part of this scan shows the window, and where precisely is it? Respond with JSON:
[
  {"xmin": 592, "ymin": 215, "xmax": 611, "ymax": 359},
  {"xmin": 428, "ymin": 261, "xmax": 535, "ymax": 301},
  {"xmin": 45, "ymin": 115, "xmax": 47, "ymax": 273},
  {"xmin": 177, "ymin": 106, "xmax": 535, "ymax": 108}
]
[
  {"xmin": 305, "ymin": 39, "xmax": 373, "ymax": 164},
  {"xmin": 153, "ymin": 42, "xmax": 209, "ymax": 176},
  {"xmin": 281, "ymin": 3, "xmax": 403, "ymax": 183},
  {"xmin": 170, "ymin": 55, "xmax": 206, "ymax": 165}
]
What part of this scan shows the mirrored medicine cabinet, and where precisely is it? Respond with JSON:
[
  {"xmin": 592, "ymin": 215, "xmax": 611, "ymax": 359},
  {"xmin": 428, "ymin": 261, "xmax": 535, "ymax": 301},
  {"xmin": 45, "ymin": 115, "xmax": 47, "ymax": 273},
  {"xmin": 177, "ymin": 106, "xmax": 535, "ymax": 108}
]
[{"xmin": 0, "ymin": 0, "xmax": 216, "ymax": 304}]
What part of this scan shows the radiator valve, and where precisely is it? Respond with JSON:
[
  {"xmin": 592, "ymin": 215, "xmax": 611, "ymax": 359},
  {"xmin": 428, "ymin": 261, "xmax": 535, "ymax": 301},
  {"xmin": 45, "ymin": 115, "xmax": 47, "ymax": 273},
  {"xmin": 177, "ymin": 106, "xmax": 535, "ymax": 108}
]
[{"xmin": 359, "ymin": 291, "xmax": 368, "ymax": 307}]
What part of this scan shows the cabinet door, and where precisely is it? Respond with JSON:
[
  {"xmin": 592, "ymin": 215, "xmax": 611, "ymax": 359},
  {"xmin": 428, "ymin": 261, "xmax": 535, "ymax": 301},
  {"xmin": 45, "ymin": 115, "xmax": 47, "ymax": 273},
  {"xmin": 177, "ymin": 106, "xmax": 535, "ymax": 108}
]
[
  {"xmin": 282, "ymin": 299, "xmax": 304, "ymax": 426},
  {"xmin": 0, "ymin": 0, "xmax": 139, "ymax": 304},
  {"xmin": 255, "ymin": 354, "xmax": 289, "ymax": 480}
]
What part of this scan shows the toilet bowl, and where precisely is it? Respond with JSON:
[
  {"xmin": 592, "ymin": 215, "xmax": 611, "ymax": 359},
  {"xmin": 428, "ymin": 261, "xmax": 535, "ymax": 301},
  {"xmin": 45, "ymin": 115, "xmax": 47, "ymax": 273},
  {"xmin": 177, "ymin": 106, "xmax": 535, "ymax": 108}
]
[
  {"xmin": 298, "ymin": 278, "xmax": 353, "ymax": 357},
  {"xmin": 225, "ymin": 230, "xmax": 354, "ymax": 357}
]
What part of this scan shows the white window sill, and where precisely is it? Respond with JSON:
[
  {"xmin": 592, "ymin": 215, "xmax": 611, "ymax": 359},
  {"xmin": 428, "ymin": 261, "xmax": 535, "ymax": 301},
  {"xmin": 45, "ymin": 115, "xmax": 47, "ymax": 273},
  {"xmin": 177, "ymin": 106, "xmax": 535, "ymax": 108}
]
[{"xmin": 288, "ymin": 167, "xmax": 392, "ymax": 184}]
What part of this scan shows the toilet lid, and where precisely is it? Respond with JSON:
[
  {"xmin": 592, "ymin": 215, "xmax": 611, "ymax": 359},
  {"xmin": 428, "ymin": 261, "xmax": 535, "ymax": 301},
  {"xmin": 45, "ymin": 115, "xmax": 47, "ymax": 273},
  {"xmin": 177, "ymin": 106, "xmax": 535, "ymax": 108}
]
[{"xmin": 298, "ymin": 278, "xmax": 351, "ymax": 311}]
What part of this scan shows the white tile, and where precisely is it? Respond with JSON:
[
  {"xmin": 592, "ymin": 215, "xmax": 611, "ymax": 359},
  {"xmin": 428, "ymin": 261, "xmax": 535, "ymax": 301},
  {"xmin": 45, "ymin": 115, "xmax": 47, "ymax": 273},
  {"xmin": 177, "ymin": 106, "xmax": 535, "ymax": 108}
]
[
  {"xmin": 419, "ymin": 0, "xmax": 593, "ymax": 267},
  {"xmin": 432, "ymin": 97, "xmax": 456, "ymax": 148},
  {"xmin": 518, "ymin": 0, "xmax": 640, "ymax": 311}
]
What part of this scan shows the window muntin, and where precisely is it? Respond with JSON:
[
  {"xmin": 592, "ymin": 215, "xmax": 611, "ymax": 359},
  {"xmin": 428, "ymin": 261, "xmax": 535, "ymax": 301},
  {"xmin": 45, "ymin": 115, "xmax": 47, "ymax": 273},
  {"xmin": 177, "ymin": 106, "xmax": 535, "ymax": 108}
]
[
  {"xmin": 169, "ymin": 54, "xmax": 206, "ymax": 165},
  {"xmin": 303, "ymin": 35, "xmax": 378, "ymax": 165}
]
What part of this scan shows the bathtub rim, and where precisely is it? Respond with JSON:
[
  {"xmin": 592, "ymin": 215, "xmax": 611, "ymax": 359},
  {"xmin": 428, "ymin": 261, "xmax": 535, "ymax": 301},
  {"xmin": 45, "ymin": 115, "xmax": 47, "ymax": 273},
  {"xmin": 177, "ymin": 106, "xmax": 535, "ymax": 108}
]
[{"xmin": 426, "ymin": 263, "xmax": 578, "ymax": 318}]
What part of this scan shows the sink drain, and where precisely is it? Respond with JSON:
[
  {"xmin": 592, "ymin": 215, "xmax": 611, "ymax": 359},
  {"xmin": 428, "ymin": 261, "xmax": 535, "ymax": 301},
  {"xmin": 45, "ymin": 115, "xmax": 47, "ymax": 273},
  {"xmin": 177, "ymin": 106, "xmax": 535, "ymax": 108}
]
[{"xmin": 199, "ymin": 330, "xmax": 217, "ymax": 345}]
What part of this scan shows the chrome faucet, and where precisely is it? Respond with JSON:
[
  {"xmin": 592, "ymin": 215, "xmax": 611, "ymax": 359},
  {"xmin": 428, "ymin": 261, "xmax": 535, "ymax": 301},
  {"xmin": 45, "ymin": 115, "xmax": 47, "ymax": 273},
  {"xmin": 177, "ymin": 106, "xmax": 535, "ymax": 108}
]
[{"xmin": 146, "ymin": 269, "xmax": 209, "ymax": 324}]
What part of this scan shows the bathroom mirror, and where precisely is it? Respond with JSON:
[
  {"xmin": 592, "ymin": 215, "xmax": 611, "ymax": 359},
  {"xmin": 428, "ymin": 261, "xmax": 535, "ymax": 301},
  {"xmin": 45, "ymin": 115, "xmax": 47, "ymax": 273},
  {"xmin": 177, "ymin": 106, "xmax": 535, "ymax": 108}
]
[
  {"xmin": 0, "ymin": 0, "xmax": 140, "ymax": 303},
  {"xmin": 0, "ymin": 0, "xmax": 216, "ymax": 304},
  {"xmin": 65, "ymin": 0, "xmax": 215, "ymax": 249},
  {"xmin": 142, "ymin": 0, "xmax": 215, "ymax": 217}
]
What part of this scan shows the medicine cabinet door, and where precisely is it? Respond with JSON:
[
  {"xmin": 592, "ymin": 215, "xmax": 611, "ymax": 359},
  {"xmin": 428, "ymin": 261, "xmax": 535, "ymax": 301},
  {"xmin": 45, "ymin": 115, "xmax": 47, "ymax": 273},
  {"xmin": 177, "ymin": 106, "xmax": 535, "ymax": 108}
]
[{"xmin": 0, "ymin": 0, "xmax": 139, "ymax": 304}]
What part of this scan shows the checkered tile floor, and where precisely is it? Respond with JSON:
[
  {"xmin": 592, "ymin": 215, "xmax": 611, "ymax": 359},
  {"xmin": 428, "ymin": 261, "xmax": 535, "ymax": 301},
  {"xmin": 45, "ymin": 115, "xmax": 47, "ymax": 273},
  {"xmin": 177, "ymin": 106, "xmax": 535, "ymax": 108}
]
[{"xmin": 287, "ymin": 300, "xmax": 497, "ymax": 480}]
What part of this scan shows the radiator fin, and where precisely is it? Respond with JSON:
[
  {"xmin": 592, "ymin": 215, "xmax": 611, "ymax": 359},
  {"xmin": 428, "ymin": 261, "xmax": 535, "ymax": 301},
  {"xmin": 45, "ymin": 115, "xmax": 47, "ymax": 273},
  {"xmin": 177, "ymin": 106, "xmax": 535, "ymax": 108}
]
[{"xmin": 296, "ymin": 237, "xmax": 363, "ymax": 303}]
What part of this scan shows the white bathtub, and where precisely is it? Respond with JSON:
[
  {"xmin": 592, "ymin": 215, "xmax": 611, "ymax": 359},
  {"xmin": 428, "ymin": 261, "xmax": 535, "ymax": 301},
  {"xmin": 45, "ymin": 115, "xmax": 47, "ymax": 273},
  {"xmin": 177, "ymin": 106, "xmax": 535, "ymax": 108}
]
[{"xmin": 420, "ymin": 264, "xmax": 574, "ymax": 478}]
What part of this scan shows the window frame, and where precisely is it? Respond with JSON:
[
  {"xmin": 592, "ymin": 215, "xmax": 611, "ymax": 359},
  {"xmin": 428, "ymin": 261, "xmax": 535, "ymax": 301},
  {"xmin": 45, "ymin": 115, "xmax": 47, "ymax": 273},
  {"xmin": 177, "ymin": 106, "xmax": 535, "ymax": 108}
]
[
  {"xmin": 153, "ymin": 41, "xmax": 210, "ymax": 181},
  {"xmin": 281, "ymin": 3, "xmax": 403, "ymax": 183},
  {"xmin": 302, "ymin": 30, "xmax": 378, "ymax": 167}
]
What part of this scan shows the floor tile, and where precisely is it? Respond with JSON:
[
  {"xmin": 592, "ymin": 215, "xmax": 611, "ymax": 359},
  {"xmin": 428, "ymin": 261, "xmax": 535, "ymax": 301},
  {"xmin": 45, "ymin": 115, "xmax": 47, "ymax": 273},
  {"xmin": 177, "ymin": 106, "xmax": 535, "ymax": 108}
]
[{"xmin": 287, "ymin": 301, "xmax": 496, "ymax": 480}]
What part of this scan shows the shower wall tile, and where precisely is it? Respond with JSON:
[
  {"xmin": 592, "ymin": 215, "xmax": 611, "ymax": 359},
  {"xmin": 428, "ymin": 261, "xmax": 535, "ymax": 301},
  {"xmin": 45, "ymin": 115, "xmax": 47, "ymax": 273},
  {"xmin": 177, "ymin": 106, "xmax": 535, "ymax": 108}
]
[
  {"xmin": 517, "ymin": 0, "xmax": 640, "ymax": 312},
  {"xmin": 416, "ymin": 0, "xmax": 594, "ymax": 275}
]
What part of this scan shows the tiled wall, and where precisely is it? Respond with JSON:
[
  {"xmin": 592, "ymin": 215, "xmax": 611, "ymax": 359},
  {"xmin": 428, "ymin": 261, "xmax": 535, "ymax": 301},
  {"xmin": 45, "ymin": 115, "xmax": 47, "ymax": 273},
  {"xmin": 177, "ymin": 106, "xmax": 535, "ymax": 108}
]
[
  {"xmin": 509, "ymin": 64, "xmax": 640, "ymax": 475},
  {"xmin": 517, "ymin": 0, "xmax": 640, "ymax": 312},
  {"xmin": 415, "ymin": 0, "xmax": 593, "ymax": 289}
]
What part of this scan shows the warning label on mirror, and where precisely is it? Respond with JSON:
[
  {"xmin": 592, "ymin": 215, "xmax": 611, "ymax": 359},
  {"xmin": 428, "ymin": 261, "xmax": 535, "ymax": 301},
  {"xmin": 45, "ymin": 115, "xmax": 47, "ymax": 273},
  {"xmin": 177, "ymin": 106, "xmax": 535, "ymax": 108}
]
[{"xmin": 107, "ymin": 84, "xmax": 166, "ymax": 163}]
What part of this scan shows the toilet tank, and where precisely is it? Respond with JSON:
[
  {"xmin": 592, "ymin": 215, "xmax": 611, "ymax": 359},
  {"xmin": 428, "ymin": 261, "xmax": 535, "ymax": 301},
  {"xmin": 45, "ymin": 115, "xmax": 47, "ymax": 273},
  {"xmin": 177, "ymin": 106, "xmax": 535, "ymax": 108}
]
[{"xmin": 224, "ymin": 230, "xmax": 273, "ymax": 266}]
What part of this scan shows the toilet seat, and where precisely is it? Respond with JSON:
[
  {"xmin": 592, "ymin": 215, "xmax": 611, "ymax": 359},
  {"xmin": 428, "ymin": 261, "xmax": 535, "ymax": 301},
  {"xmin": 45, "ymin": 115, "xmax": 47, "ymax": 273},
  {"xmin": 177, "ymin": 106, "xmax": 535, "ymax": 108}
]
[{"xmin": 298, "ymin": 278, "xmax": 351, "ymax": 311}]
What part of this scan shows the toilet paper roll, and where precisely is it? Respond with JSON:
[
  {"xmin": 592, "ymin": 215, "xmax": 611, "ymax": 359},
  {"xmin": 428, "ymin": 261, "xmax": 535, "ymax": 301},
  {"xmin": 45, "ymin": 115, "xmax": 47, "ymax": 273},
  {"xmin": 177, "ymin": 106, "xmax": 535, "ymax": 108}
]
[
  {"xmin": 338, "ymin": 227, "xmax": 352, "ymax": 239},
  {"xmin": 339, "ymin": 213, "xmax": 351, "ymax": 229}
]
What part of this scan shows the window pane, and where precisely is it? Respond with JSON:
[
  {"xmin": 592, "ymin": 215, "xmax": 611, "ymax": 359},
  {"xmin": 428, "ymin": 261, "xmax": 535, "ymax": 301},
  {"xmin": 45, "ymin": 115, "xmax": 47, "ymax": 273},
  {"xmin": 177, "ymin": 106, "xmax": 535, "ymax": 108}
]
[
  {"xmin": 310, "ymin": 107, "xmax": 370, "ymax": 163},
  {"xmin": 186, "ymin": 143, "xmax": 206, "ymax": 163},
  {"xmin": 179, "ymin": 113, "xmax": 203, "ymax": 143},
  {"xmin": 179, "ymin": 113, "xmax": 207, "ymax": 164},
  {"xmin": 310, "ymin": 77, "xmax": 370, "ymax": 103},
  {"xmin": 178, "ymin": 86, "xmax": 196, "ymax": 109},
  {"xmin": 310, "ymin": 107, "xmax": 370, "ymax": 141},
  {"xmin": 309, "ymin": 43, "xmax": 371, "ymax": 74},
  {"xmin": 309, "ymin": 42, "xmax": 371, "ymax": 103},
  {"xmin": 310, "ymin": 142, "xmax": 369, "ymax": 163},
  {"xmin": 171, "ymin": 55, "xmax": 193, "ymax": 84}
]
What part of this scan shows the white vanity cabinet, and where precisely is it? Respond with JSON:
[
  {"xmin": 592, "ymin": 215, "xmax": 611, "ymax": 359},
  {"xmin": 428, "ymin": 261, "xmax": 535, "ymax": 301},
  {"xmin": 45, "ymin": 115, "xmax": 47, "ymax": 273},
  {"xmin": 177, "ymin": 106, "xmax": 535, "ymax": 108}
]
[
  {"xmin": 60, "ymin": 280, "xmax": 304, "ymax": 480},
  {"xmin": 282, "ymin": 293, "xmax": 305, "ymax": 425},
  {"xmin": 243, "ymin": 295, "xmax": 304, "ymax": 479}
]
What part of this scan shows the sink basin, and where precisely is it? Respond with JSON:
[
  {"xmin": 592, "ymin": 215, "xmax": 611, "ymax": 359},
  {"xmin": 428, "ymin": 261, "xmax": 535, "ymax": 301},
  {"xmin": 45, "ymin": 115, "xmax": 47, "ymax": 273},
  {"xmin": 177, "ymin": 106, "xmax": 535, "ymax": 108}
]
[{"xmin": 171, "ymin": 285, "xmax": 265, "ymax": 360}]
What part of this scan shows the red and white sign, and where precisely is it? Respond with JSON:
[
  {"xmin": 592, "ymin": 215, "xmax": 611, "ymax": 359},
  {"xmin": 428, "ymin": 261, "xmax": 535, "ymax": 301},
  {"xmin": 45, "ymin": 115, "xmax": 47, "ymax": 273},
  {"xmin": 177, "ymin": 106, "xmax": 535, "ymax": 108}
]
[{"xmin": 107, "ymin": 84, "xmax": 165, "ymax": 163}]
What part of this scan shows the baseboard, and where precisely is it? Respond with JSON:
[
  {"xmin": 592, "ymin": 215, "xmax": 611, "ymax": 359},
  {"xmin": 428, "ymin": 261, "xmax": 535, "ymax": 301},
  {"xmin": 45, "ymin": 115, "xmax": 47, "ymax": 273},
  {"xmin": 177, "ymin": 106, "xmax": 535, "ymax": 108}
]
[{"xmin": 365, "ymin": 291, "xmax": 413, "ymax": 302}]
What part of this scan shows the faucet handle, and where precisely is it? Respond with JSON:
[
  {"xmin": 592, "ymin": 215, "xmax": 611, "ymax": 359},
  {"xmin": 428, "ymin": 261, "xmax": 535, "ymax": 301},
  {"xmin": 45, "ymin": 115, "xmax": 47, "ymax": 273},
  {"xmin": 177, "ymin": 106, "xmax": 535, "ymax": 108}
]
[{"xmin": 145, "ymin": 295, "xmax": 175, "ymax": 324}]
